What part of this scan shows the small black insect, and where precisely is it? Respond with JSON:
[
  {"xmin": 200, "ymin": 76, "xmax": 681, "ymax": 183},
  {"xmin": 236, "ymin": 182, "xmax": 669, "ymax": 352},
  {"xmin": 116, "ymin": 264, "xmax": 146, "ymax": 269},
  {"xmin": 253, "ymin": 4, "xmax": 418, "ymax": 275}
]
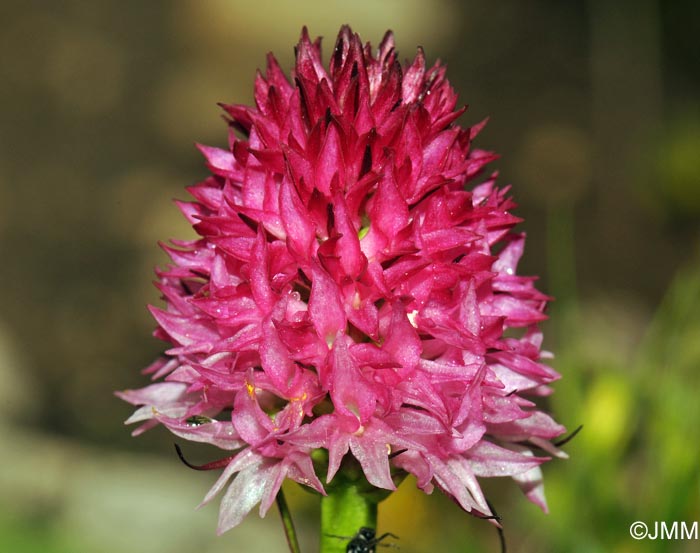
[{"xmin": 334, "ymin": 527, "xmax": 398, "ymax": 553}]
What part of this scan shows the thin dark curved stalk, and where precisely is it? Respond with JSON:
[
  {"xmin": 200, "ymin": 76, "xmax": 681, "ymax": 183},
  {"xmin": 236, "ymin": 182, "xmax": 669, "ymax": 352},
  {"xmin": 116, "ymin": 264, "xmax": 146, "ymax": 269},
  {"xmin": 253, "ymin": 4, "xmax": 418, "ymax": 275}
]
[
  {"xmin": 486, "ymin": 500, "xmax": 506, "ymax": 553},
  {"xmin": 276, "ymin": 487, "xmax": 301, "ymax": 553},
  {"xmin": 554, "ymin": 424, "xmax": 583, "ymax": 447}
]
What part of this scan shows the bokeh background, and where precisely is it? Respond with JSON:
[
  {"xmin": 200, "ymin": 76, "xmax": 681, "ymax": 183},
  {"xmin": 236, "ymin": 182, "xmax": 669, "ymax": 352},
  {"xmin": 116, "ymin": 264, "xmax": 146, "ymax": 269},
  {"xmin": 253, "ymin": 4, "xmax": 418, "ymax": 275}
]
[{"xmin": 1, "ymin": 1, "xmax": 699, "ymax": 552}]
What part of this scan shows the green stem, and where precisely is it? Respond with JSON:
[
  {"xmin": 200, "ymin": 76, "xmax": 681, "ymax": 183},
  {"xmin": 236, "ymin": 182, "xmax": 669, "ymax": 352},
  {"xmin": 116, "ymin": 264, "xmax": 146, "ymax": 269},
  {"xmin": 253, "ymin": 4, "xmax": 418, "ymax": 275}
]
[
  {"xmin": 276, "ymin": 487, "xmax": 301, "ymax": 553},
  {"xmin": 320, "ymin": 482, "xmax": 378, "ymax": 553}
]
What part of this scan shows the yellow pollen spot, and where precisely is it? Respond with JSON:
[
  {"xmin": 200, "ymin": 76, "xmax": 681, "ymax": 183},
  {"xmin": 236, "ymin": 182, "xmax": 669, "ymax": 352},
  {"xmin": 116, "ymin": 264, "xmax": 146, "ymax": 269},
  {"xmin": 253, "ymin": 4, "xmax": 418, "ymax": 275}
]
[
  {"xmin": 289, "ymin": 391, "xmax": 308, "ymax": 402},
  {"xmin": 246, "ymin": 382, "xmax": 255, "ymax": 398}
]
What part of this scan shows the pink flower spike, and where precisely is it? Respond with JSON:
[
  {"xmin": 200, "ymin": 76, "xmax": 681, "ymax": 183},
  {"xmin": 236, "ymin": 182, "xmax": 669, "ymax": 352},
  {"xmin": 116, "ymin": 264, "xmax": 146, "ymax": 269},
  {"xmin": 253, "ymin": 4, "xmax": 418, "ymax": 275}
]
[{"xmin": 118, "ymin": 25, "xmax": 568, "ymax": 535}]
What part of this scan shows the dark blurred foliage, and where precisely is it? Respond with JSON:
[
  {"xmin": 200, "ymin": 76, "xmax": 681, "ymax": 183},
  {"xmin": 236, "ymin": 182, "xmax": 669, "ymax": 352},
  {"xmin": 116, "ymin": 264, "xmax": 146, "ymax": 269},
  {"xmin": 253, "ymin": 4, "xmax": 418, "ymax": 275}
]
[{"xmin": 1, "ymin": 1, "xmax": 698, "ymax": 552}]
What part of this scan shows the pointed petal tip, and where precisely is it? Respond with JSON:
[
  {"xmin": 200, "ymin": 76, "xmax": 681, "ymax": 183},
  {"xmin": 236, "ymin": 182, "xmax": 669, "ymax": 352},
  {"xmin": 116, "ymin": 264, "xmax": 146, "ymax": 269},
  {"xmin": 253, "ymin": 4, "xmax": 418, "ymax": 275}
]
[{"xmin": 380, "ymin": 29, "xmax": 395, "ymax": 47}]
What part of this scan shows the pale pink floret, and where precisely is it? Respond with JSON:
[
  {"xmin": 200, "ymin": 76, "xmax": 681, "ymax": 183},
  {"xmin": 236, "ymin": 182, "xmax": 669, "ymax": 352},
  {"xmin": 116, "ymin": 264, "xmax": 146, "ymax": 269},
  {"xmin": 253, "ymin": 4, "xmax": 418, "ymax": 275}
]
[{"xmin": 118, "ymin": 26, "xmax": 565, "ymax": 533}]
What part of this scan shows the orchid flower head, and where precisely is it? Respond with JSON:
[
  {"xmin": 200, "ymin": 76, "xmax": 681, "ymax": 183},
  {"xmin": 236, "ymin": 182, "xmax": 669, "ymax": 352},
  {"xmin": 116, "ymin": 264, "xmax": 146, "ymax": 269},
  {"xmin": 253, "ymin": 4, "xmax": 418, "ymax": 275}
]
[{"xmin": 118, "ymin": 25, "xmax": 566, "ymax": 534}]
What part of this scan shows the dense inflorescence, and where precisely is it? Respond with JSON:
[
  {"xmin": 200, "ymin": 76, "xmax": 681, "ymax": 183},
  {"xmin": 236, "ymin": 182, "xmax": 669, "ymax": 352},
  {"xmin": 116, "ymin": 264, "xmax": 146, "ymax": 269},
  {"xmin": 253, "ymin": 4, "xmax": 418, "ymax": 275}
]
[{"xmin": 118, "ymin": 26, "xmax": 566, "ymax": 534}]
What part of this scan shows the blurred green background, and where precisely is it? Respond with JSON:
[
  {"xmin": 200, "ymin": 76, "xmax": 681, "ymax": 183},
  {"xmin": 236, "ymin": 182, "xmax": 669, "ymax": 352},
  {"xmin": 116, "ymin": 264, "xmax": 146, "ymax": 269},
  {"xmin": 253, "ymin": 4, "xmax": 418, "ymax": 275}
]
[{"xmin": 1, "ymin": 1, "xmax": 698, "ymax": 552}]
